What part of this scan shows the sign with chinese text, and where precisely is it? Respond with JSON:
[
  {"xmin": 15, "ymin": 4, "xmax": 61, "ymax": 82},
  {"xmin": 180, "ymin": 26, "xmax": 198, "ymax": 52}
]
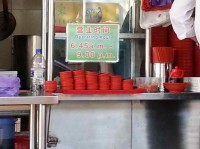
[{"xmin": 66, "ymin": 23, "xmax": 119, "ymax": 62}]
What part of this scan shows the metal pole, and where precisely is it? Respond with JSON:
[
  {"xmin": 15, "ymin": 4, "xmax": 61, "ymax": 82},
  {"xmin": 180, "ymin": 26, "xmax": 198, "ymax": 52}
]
[
  {"xmin": 42, "ymin": 0, "xmax": 47, "ymax": 61},
  {"xmin": 47, "ymin": 0, "xmax": 54, "ymax": 81},
  {"xmin": 145, "ymin": 29, "xmax": 151, "ymax": 77},
  {"xmin": 38, "ymin": 104, "xmax": 46, "ymax": 149},
  {"xmin": 30, "ymin": 104, "xmax": 36, "ymax": 149}
]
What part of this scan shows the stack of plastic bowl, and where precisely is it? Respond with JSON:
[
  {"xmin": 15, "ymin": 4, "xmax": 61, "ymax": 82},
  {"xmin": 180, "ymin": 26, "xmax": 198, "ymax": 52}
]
[
  {"xmin": 122, "ymin": 79, "xmax": 134, "ymax": 90},
  {"xmin": 73, "ymin": 70, "xmax": 86, "ymax": 90},
  {"xmin": 110, "ymin": 75, "xmax": 122, "ymax": 90},
  {"xmin": 45, "ymin": 81, "xmax": 57, "ymax": 92},
  {"xmin": 59, "ymin": 71, "xmax": 74, "ymax": 91},
  {"xmin": 98, "ymin": 73, "xmax": 110, "ymax": 90},
  {"xmin": 86, "ymin": 71, "xmax": 98, "ymax": 90}
]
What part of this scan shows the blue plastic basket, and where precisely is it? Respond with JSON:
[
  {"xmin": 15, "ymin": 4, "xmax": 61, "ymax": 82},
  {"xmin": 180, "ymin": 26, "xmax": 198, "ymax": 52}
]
[{"xmin": 0, "ymin": 117, "xmax": 15, "ymax": 148}]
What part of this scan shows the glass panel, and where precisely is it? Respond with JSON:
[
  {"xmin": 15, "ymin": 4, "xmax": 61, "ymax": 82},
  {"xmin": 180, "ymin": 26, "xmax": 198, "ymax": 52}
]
[
  {"xmin": 54, "ymin": 0, "xmax": 83, "ymax": 32},
  {"xmin": 53, "ymin": 0, "xmax": 145, "ymax": 79},
  {"xmin": 54, "ymin": 0, "xmax": 133, "ymax": 33}
]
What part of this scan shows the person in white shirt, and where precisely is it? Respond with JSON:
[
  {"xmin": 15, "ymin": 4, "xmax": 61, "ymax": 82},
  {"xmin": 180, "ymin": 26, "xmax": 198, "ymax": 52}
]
[{"xmin": 169, "ymin": 0, "xmax": 200, "ymax": 45}]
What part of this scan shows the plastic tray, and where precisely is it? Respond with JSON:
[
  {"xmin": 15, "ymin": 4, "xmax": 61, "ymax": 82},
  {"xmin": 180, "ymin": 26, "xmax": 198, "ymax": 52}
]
[{"xmin": 62, "ymin": 88, "xmax": 145, "ymax": 94}]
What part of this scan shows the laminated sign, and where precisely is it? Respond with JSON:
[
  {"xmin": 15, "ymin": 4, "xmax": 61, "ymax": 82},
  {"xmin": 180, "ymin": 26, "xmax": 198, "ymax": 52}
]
[{"xmin": 66, "ymin": 23, "xmax": 119, "ymax": 63}]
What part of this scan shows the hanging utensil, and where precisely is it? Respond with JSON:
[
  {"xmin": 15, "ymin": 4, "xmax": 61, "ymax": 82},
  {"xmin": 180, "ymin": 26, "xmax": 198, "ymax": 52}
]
[{"xmin": 0, "ymin": 0, "xmax": 16, "ymax": 41}]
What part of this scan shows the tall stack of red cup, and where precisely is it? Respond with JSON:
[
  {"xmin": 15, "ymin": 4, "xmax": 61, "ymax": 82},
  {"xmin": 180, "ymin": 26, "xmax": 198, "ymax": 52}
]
[
  {"xmin": 169, "ymin": 26, "xmax": 194, "ymax": 77},
  {"xmin": 59, "ymin": 71, "xmax": 74, "ymax": 91},
  {"xmin": 151, "ymin": 26, "xmax": 169, "ymax": 47},
  {"xmin": 194, "ymin": 45, "xmax": 200, "ymax": 76},
  {"xmin": 111, "ymin": 75, "xmax": 122, "ymax": 90},
  {"xmin": 86, "ymin": 71, "xmax": 98, "ymax": 90},
  {"xmin": 99, "ymin": 73, "xmax": 110, "ymax": 90},
  {"xmin": 73, "ymin": 70, "xmax": 86, "ymax": 90}
]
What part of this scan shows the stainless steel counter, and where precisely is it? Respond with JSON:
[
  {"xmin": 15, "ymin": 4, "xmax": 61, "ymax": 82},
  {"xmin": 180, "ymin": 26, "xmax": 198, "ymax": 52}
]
[
  {"xmin": 1, "ymin": 92, "xmax": 200, "ymax": 149},
  {"xmin": 50, "ymin": 92, "xmax": 200, "ymax": 149},
  {"xmin": 0, "ymin": 94, "xmax": 58, "ymax": 149},
  {"xmin": 55, "ymin": 92, "xmax": 200, "ymax": 101},
  {"xmin": 0, "ymin": 95, "xmax": 58, "ymax": 105}
]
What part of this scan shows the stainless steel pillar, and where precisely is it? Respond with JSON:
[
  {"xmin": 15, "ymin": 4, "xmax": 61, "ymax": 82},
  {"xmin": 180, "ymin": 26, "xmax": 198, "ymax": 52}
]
[
  {"xmin": 30, "ymin": 104, "xmax": 37, "ymax": 149},
  {"xmin": 38, "ymin": 104, "xmax": 46, "ymax": 149},
  {"xmin": 153, "ymin": 63, "xmax": 172, "ymax": 91},
  {"xmin": 47, "ymin": 0, "xmax": 54, "ymax": 81},
  {"xmin": 145, "ymin": 29, "xmax": 151, "ymax": 77}
]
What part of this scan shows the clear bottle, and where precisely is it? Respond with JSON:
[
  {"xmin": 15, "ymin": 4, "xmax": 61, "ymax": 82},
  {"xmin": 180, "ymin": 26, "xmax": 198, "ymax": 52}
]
[{"xmin": 30, "ymin": 49, "xmax": 46, "ymax": 95}]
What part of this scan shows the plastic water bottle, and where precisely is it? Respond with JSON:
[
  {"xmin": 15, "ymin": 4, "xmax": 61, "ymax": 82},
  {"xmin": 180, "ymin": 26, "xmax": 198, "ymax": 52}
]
[{"xmin": 30, "ymin": 49, "xmax": 46, "ymax": 95}]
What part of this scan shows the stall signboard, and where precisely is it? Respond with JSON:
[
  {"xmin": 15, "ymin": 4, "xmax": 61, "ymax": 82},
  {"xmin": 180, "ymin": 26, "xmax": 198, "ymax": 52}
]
[{"xmin": 66, "ymin": 23, "xmax": 119, "ymax": 62}]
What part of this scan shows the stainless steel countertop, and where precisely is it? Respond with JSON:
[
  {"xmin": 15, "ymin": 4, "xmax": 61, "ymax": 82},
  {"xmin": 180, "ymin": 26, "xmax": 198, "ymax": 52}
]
[
  {"xmin": 1, "ymin": 92, "xmax": 200, "ymax": 105},
  {"xmin": 0, "ymin": 92, "xmax": 58, "ymax": 105},
  {"xmin": 55, "ymin": 92, "xmax": 200, "ymax": 101}
]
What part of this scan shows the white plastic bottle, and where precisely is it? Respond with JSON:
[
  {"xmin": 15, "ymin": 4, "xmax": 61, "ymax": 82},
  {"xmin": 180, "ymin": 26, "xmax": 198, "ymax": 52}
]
[{"xmin": 30, "ymin": 49, "xmax": 46, "ymax": 94}]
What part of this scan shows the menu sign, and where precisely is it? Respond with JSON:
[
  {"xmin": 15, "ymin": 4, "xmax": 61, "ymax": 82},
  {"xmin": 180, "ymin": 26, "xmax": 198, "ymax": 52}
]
[{"xmin": 66, "ymin": 23, "xmax": 119, "ymax": 62}]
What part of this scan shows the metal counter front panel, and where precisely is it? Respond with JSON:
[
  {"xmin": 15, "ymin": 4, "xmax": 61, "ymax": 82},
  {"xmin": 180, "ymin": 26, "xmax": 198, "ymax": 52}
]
[
  {"xmin": 49, "ymin": 99, "xmax": 200, "ymax": 149},
  {"xmin": 132, "ymin": 100, "xmax": 200, "ymax": 149},
  {"xmin": 49, "ymin": 100, "xmax": 132, "ymax": 149}
]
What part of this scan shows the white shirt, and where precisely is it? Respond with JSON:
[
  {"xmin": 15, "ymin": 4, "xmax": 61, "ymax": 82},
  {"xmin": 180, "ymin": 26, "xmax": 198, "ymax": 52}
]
[{"xmin": 169, "ymin": 0, "xmax": 200, "ymax": 43}]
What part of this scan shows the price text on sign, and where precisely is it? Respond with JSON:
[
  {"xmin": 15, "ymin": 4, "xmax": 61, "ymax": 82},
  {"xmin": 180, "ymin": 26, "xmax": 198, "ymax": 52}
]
[{"xmin": 66, "ymin": 23, "xmax": 119, "ymax": 62}]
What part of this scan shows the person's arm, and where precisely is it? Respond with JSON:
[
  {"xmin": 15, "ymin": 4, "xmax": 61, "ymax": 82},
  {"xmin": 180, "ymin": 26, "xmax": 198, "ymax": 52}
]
[{"xmin": 169, "ymin": 0, "xmax": 196, "ymax": 40}]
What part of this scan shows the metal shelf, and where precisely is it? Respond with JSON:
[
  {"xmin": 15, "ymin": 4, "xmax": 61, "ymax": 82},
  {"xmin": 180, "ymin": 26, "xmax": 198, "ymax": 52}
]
[
  {"xmin": 0, "ymin": 110, "xmax": 30, "ymax": 116},
  {"xmin": 0, "ymin": 92, "xmax": 58, "ymax": 105},
  {"xmin": 54, "ymin": 32, "xmax": 145, "ymax": 40}
]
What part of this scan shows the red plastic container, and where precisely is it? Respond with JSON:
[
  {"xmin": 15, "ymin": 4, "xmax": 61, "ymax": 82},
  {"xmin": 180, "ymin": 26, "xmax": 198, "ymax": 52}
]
[
  {"xmin": 45, "ymin": 81, "xmax": 57, "ymax": 92},
  {"xmin": 15, "ymin": 136, "xmax": 29, "ymax": 149}
]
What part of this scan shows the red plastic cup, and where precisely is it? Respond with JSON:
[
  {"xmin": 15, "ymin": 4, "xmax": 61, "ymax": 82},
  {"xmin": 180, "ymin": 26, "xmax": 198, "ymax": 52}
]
[{"xmin": 45, "ymin": 81, "xmax": 57, "ymax": 92}]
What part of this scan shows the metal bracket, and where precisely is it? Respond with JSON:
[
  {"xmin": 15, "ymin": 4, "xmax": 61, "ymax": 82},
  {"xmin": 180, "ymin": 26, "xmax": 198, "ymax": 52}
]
[{"xmin": 47, "ymin": 136, "xmax": 59, "ymax": 148}]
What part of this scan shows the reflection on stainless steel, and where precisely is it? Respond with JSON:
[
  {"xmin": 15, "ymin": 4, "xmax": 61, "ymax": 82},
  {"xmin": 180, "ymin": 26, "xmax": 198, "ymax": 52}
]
[
  {"xmin": 146, "ymin": 101, "xmax": 185, "ymax": 149},
  {"xmin": 153, "ymin": 63, "xmax": 172, "ymax": 91},
  {"xmin": 145, "ymin": 29, "xmax": 151, "ymax": 77},
  {"xmin": 56, "ymin": 92, "xmax": 200, "ymax": 101},
  {"xmin": 56, "ymin": 93, "xmax": 200, "ymax": 149},
  {"xmin": 51, "ymin": 94, "xmax": 200, "ymax": 149},
  {"xmin": 132, "ymin": 100, "xmax": 200, "ymax": 149}
]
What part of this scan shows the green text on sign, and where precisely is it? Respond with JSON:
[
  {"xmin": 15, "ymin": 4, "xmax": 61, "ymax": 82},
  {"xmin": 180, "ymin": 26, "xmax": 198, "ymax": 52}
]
[{"xmin": 66, "ymin": 23, "xmax": 119, "ymax": 63}]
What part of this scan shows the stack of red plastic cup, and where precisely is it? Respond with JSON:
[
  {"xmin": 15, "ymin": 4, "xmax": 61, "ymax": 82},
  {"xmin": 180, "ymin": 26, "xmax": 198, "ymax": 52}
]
[
  {"xmin": 86, "ymin": 71, "xmax": 98, "ymax": 90},
  {"xmin": 59, "ymin": 71, "xmax": 74, "ymax": 91},
  {"xmin": 73, "ymin": 70, "xmax": 86, "ymax": 90},
  {"xmin": 122, "ymin": 79, "xmax": 134, "ymax": 90},
  {"xmin": 99, "ymin": 73, "xmax": 110, "ymax": 90},
  {"xmin": 151, "ymin": 47, "xmax": 174, "ymax": 63},
  {"xmin": 194, "ymin": 45, "xmax": 200, "ymax": 76},
  {"xmin": 45, "ymin": 81, "xmax": 57, "ymax": 92},
  {"xmin": 151, "ymin": 26, "xmax": 169, "ymax": 47},
  {"xmin": 111, "ymin": 75, "xmax": 122, "ymax": 90},
  {"xmin": 169, "ymin": 26, "xmax": 194, "ymax": 77}
]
